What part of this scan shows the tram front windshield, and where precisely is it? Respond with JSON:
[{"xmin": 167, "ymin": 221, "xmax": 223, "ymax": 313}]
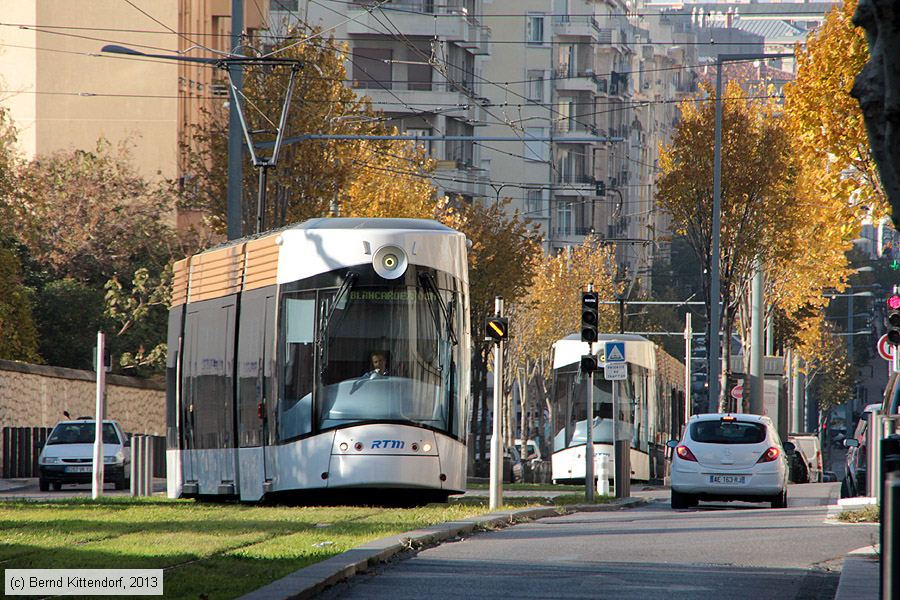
[{"xmin": 280, "ymin": 277, "xmax": 459, "ymax": 439}]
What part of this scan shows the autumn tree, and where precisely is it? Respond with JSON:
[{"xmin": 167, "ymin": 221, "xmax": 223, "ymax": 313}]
[
  {"xmin": 508, "ymin": 239, "xmax": 619, "ymax": 458},
  {"xmin": 438, "ymin": 197, "xmax": 541, "ymax": 472},
  {"xmin": 0, "ymin": 108, "xmax": 42, "ymax": 362},
  {"xmin": 658, "ymin": 82, "xmax": 796, "ymax": 408},
  {"xmin": 784, "ymin": 0, "xmax": 883, "ymax": 219},
  {"xmin": 179, "ymin": 24, "xmax": 439, "ymax": 232},
  {"xmin": 3, "ymin": 139, "xmax": 185, "ymax": 372}
]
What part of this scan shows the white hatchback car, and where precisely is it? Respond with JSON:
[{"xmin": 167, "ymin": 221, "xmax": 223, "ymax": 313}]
[
  {"xmin": 38, "ymin": 419, "xmax": 131, "ymax": 491},
  {"xmin": 668, "ymin": 413, "xmax": 793, "ymax": 509}
]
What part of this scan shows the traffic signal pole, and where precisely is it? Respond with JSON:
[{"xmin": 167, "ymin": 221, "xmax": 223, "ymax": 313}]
[
  {"xmin": 585, "ymin": 285, "xmax": 595, "ymax": 503},
  {"xmin": 490, "ymin": 297, "xmax": 504, "ymax": 511}
]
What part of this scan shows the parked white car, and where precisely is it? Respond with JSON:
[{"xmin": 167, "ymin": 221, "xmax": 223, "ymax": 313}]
[
  {"xmin": 668, "ymin": 413, "xmax": 793, "ymax": 509},
  {"xmin": 38, "ymin": 419, "xmax": 131, "ymax": 491}
]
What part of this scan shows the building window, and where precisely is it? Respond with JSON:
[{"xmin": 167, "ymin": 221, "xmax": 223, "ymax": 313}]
[
  {"xmin": 526, "ymin": 189, "xmax": 543, "ymax": 215},
  {"xmin": 407, "ymin": 44, "xmax": 433, "ymax": 90},
  {"xmin": 446, "ymin": 119, "xmax": 474, "ymax": 167},
  {"xmin": 352, "ymin": 47, "xmax": 392, "ymax": 89},
  {"xmin": 557, "ymin": 201, "xmax": 573, "ymax": 235},
  {"xmin": 270, "ymin": 0, "xmax": 299, "ymax": 11},
  {"xmin": 526, "ymin": 14, "xmax": 545, "ymax": 45},
  {"xmin": 524, "ymin": 127, "xmax": 548, "ymax": 162},
  {"xmin": 526, "ymin": 70, "xmax": 544, "ymax": 103},
  {"xmin": 406, "ymin": 128, "xmax": 432, "ymax": 155}
]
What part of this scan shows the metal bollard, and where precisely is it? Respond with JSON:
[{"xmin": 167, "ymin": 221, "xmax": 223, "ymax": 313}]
[
  {"xmin": 883, "ymin": 471, "xmax": 900, "ymax": 600},
  {"xmin": 883, "ymin": 436, "xmax": 900, "ymax": 600},
  {"xmin": 596, "ymin": 454, "xmax": 610, "ymax": 496},
  {"xmin": 144, "ymin": 437, "xmax": 154, "ymax": 496},
  {"xmin": 130, "ymin": 436, "xmax": 140, "ymax": 497}
]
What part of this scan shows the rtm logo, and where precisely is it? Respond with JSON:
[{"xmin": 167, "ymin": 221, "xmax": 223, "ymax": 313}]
[{"xmin": 371, "ymin": 440, "xmax": 405, "ymax": 450}]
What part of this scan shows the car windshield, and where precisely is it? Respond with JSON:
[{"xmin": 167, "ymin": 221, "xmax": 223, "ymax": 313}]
[
  {"xmin": 690, "ymin": 420, "xmax": 766, "ymax": 444},
  {"xmin": 46, "ymin": 423, "xmax": 119, "ymax": 445}
]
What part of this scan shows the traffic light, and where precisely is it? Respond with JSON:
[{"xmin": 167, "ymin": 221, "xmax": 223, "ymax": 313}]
[
  {"xmin": 595, "ymin": 180, "xmax": 606, "ymax": 197},
  {"xmin": 485, "ymin": 316, "xmax": 509, "ymax": 343},
  {"xmin": 580, "ymin": 354, "xmax": 597, "ymax": 374},
  {"xmin": 581, "ymin": 291, "xmax": 599, "ymax": 343},
  {"xmin": 888, "ymin": 294, "xmax": 900, "ymax": 345}
]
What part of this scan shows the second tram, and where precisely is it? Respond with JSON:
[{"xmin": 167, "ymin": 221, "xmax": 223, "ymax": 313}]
[{"xmin": 550, "ymin": 334, "xmax": 686, "ymax": 484}]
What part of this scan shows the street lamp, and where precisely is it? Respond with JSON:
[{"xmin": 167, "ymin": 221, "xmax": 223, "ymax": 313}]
[{"xmin": 708, "ymin": 52, "xmax": 794, "ymax": 412}]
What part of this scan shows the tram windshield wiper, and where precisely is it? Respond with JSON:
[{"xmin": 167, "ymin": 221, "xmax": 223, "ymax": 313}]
[
  {"xmin": 317, "ymin": 272, "xmax": 358, "ymax": 370},
  {"xmin": 418, "ymin": 272, "xmax": 457, "ymax": 345}
]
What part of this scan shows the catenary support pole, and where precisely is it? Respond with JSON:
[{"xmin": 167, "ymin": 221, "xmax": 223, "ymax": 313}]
[
  {"xmin": 749, "ymin": 262, "xmax": 765, "ymax": 415},
  {"xmin": 709, "ymin": 55, "xmax": 724, "ymax": 413},
  {"xmin": 490, "ymin": 297, "xmax": 504, "ymax": 510},
  {"xmin": 685, "ymin": 312, "xmax": 692, "ymax": 426},
  {"xmin": 226, "ymin": 0, "xmax": 244, "ymax": 240}
]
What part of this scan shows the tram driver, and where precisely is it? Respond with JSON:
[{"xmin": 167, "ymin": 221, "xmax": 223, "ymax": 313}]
[{"xmin": 363, "ymin": 350, "xmax": 390, "ymax": 379}]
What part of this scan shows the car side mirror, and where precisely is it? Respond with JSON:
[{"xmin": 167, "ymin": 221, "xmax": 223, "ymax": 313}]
[
  {"xmin": 124, "ymin": 436, "xmax": 131, "ymax": 448},
  {"xmin": 665, "ymin": 439, "xmax": 679, "ymax": 449},
  {"xmin": 844, "ymin": 438, "xmax": 860, "ymax": 448},
  {"xmin": 782, "ymin": 441, "xmax": 795, "ymax": 455}
]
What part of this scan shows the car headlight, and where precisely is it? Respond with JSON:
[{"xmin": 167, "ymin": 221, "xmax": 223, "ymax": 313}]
[
  {"xmin": 104, "ymin": 454, "xmax": 124, "ymax": 465},
  {"xmin": 41, "ymin": 457, "xmax": 61, "ymax": 465}
]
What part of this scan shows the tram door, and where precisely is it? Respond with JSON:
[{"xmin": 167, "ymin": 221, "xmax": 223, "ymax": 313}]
[
  {"xmin": 181, "ymin": 300, "xmax": 239, "ymax": 495},
  {"xmin": 237, "ymin": 292, "xmax": 275, "ymax": 501}
]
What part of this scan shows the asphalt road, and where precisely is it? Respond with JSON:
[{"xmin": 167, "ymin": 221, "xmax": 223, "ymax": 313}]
[
  {"xmin": 0, "ymin": 478, "xmax": 167, "ymax": 499},
  {"xmin": 321, "ymin": 482, "xmax": 877, "ymax": 600}
]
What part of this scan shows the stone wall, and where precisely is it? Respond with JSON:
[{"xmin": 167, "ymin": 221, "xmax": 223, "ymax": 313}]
[{"xmin": 0, "ymin": 360, "xmax": 165, "ymax": 435}]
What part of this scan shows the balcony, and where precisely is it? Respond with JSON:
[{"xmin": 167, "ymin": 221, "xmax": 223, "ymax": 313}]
[
  {"xmin": 552, "ymin": 15, "xmax": 603, "ymax": 39},
  {"xmin": 555, "ymin": 69, "xmax": 603, "ymax": 93},
  {"xmin": 347, "ymin": 3, "xmax": 480, "ymax": 44},
  {"xmin": 458, "ymin": 22, "xmax": 491, "ymax": 55},
  {"xmin": 552, "ymin": 124, "xmax": 599, "ymax": 144}
]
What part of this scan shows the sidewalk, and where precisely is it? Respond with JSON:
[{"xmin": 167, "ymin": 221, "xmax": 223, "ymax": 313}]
[
  {"xmin": 835, "ymin": 546, "xmax": 878, "ymax": 600},
  {"xmin": 0, "ymin": 478, "xmax": 30, "ymax": 492},
  {"xmin": 238, "ymin": 497, "xmax": 645, "ymax": 600}
]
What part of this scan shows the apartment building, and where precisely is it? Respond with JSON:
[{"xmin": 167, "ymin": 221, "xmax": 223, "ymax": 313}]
[
  {"xmin": 0, "ymin": 0, "xmax": 265, "ymax": 185},
  {"xmin": 479, "ymin": 0, "xmax": 697, "ymax": 292},
  {"xmin": 292, "ymin": 0, "xmax": 491, "ymax": 203}
]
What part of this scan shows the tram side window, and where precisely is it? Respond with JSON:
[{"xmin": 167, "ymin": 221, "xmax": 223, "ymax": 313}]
[{"xmin": 280, "ymin": 294, "xmax": 316, "ymax": 440}]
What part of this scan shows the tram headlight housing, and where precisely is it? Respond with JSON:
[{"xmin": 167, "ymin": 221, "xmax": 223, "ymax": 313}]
[{"xmin": 372, "ymin": 245, "xmax": 408, "ymax": 280}]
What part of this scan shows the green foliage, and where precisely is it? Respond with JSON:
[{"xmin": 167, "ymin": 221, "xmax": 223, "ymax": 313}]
[
  {"xmin": 34, "ymin": 278, "xmax": 104, "ymax": 370},
  {"xmin": 0, "ymin": 245, "xmax": 41, "ymax": 362},
  {"xmin": 104, "ymin": 267, "xmax": 172, "ymax": 374}
]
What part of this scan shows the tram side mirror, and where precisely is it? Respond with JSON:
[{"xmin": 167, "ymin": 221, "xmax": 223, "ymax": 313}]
[
  {"xmin": 782, "ymin": 441, "xmax": 795, "ymax": 455},
  {"xmin": 665, "ymin": 439, "xmax": 679, "ymax": 449},
  {"xmin": 844, "ymin": 438, "xmax": 860, "ymax": 448}
]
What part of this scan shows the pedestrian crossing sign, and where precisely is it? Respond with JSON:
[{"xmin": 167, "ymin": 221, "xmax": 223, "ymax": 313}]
[{"xmin": 605, "ymin": 341, "xmax": 625, "ymax": 363}]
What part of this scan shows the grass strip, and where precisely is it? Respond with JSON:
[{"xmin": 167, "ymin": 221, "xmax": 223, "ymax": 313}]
[{"xmin": 0, "ymin": 496, "xmax": 557, "ymax": 599}]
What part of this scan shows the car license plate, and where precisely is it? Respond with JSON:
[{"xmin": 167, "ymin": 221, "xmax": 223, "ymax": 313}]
[
  {"xmin": 709, "ymin": 474, "xmax": 745, "ymax": 484},
  {"xmin": 66, "ymin": 466, "xmax": 92, "ymax": 473}
]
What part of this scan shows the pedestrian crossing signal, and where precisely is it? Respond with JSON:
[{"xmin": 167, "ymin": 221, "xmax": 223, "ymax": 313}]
[{"xmin": 485, "ymin": 316, "xmax": 509, "ymax": 343}]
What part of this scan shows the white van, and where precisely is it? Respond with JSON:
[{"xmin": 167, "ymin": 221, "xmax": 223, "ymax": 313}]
[
  {"xmin": 788, "ymin": 433, "xmax": 823, "ymax": 483},
  {"xmin": 514, "ymin": 438, "xmax": 542, "ymax": 462}
]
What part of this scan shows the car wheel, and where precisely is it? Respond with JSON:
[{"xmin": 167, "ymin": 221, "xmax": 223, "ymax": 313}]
[
  {"xmin": 39, "ymin": 478, "xmax": 49, "ymax": 492},
  {"xmin": 771, "ymin": 489, "xmax": 787, "ymax": 509},
  {"xmin": 114, "ymin": 475, "xmax": 127, "ymax": 491},
  {"xmin": 671, "ymin": 489, "xmax": 692, "ymax": 509},
  {"xmin": 52, "ymin": 482, "xmax": 62, "ymax": 491}
]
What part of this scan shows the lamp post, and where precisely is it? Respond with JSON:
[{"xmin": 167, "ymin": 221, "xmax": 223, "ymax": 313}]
[{"xmin": 709, "ymin": 52, "xmax": 793, "ymax": 413}]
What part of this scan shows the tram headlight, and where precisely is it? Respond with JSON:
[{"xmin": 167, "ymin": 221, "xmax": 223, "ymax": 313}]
[
  {"xmin": 372, "ymin": 245, "xmax": 408, "ymax": 280},
  {"xmin": 423, "ymin": 443, "xmax": 432, "ymax": 453}
]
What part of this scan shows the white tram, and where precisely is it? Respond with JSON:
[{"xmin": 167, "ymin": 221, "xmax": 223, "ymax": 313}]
[
  {"xmin": 165, "ymin": 218, "xmax": 470, "ymax": 503},
  {"xmin": 549, "ymin": 334, "xmax": 685, "ymax": 485}
]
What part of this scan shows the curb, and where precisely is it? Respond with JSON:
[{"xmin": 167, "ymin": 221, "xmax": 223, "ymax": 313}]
[
  {"xmin": 238, "ymin": 497, "xmax": 645, "ymax": 600},
  {"xmin": 834, "ymin": 546, "xmax": 879, "ymax": 600}
]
